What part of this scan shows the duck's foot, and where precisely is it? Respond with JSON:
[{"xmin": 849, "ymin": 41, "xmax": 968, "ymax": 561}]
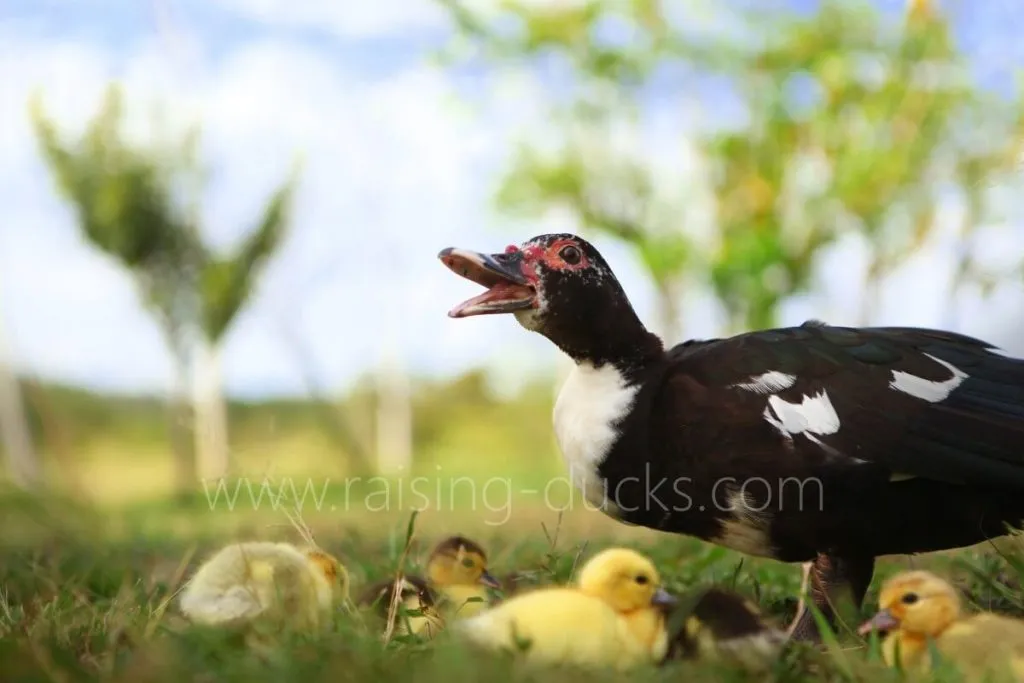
[{"xmin": 786, "ymin": 553, "xmax": 874, "ymax": 643}]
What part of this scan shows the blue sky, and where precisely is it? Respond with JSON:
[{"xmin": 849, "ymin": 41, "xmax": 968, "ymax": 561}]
[{"xmin": 0, "ymin": 0, "xmax": 1022, "ymax": 399}]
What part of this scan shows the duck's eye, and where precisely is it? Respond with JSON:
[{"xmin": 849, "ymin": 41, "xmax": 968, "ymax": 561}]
[
  {"xmin": 901, "ymin": 593, "xmax": 919, "ymax": 605},
  {"xmin": 461, "ymin": 558, "xmax": 475, "ymax": 568},
  {"xmin": 559, "ymin": 245, "xmax": 582, "ymax": 265},
  {"xmin": 634, "ymin": 574, "xmax": 649, "ymax": 585}
]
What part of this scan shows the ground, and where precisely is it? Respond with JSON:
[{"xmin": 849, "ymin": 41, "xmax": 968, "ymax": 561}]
[{"xmin": 3, "ymin": 489, "xmax": 1024, "ymax": 683}]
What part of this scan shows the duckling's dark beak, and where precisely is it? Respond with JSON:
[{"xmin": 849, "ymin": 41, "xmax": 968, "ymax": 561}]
[
  {"xmin": 479, "ymin": 571, "xmax": 501, "ymax": 589},
  {"xmin": 858, "ymin": 608, "xmax": 899, "ymax": 636},
  {"xmin": 438, "ymin": 247, "xmax": 537, "ymax": 318},
  {"xmin": 652, "ymin": 588, "xmax": 677, "ymax": 608}
]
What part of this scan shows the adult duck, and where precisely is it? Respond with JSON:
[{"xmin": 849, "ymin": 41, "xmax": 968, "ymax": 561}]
[{"xmin": 438, "ymin": 233, "xmax": 1024, "ymax": 641}]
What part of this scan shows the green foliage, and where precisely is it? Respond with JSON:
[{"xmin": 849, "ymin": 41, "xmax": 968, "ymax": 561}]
[
  {"xmin": 31, "ymin": 82, "xmax": 298, "ymax": 350},
  {"xmin": 29, "ymin": 86, "xmax": 194, "ymax": 270},
  {"xmin": 29, "ymin": 85, "xmax": 203, "ymax": 343},
  {"xmin": 198, "ymin": 164, "xmax": 299, "ymax": 343},
  {"xmin": 440, "ymin": 0, "xmax": 1024, "ymax": 332}
]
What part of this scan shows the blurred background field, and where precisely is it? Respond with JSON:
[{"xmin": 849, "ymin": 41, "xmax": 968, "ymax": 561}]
[{"xmin": 1, "ymin": 0, "xmax": 1024, "ymax": 679}]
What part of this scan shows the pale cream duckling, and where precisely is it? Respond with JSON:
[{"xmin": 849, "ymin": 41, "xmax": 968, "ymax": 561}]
[
  {"xmin": 179, "ymin": 541, "xmax": 349, "ymax": 637},
  {"xmin": 859, "ymin": 569, "xmax": 1024, "ymax": 681},
  {"xmin": 453, "ymin": 547, "xmax": 676, "ymax": 670},
  {"xmin": 357, "ymin": 535, "xmax": 500, "ymax": 638}
]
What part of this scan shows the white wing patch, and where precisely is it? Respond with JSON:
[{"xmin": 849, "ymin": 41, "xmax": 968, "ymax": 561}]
[
  {"xmin": 553, "ymin": 362, "xmax": 639, "ymax": 515},
  {"xmin": 762, "ymin": 390, "xmax": 841, "ymax": 439},
  {"xmin": 730, "ymin": 371, "xmax": 797, "ymax": 394},
  {"xmin": 888, "ymin": 354, "xmax": 968, "ymax": 403}
]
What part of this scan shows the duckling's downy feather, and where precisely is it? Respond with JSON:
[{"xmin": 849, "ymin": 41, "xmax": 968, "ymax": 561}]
[
  {"xmin": 456, "ymin": 588, "xmax": 666, "ymax": 670},
  {"xmin": 357, "ymin": 574, "xmax": 443, "ymax": 637},
  {"xmin": 863, "ymin": 570, "xmax": 1024, "ymax": 682},
  {"xmin": 454, "ymin": 547, "xmax": 670, "ymax": 670},
  {"xmin": 935, "ymin": 614, "xmax": 1024, "ymax": 679},
  {"xmin": 179, "ymin": 542, "xmax": 338, "ymax": 631},
  {"xmin": 664, "ymin": 588, "xmax": 786, "ymax": 670}
]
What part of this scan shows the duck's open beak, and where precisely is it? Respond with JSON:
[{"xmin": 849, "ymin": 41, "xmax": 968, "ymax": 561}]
[
  {"xmin": 479, "ymin": 571, "xmax": 502, "ymax": 589},
  {"xmin": 438, "ymin": 247, "xmax": 537, "ymax": 318},
  {"xmin": 858, "ymin": 608, "xmax": 899, "ymax": 636},
  {"xmin": 652, "ymin": 587, "xmax": 677, "ymax": 608}
]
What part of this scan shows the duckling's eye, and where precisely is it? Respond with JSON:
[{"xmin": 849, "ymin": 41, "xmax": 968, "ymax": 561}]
[
  {"xmin": 559, "ymin": 245, "xmax": 582, "ymax": 265},
  {"xmin": 634, "ymin": 574, "xmax": 649, "ymax": 585},
  {"xmin": 901, "ymin": 593, "xmax": 919, "ymax": 605},
  {"xmin": 461, "ymin": 558, "xmax": 475, "ymax": 568}
]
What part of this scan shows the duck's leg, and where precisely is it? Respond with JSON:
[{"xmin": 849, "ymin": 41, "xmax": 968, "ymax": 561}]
[{"xmin": 786, "ymin": 552, "xmax": 874, "ymax": 642}]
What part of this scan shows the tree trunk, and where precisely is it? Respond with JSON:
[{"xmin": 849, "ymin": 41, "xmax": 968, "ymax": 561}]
[
  {"xmin": 859, "ymin": 266, "xmax": 883, "ymax": 326},
  {"xmin": 167, "ymin": 338, "xmax": 196, "ymax": 499},
  {"xmin": 375, "ymin": 350, "xmax": 413, "ymax": 476},
  {"xmin": 653, "ymin": 279, "xmax": 682, "ymax": 342},
  {"xmin": 193, "ymin": 340, "xmax": 230, "ymax": 482},
  {"xmin": 0, "ymin": 314, "xmax": 40, "ymax": 490},
  {"xmin": 275, "ymin": 316, "xmax": 373, "ymax": 475}
]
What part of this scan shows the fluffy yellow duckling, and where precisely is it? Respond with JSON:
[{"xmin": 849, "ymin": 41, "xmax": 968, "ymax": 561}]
[
  {"xmin": 179, "ymin": 541, "xmax": 349, "ymax": 636},
  {"xmin": 663, "ymin": 587, "xmax": 787, "ymax": 672},
  {"xmin": 357, "ymin": 535, "xmax": 500, "ymax": 638},
  {"xmin": 859, "ymin": 570, "xmax": 1024, "ymax": 681},
  {"xmin": 453, "ymin": 547, "xmax": 676, "ymax": 670}
]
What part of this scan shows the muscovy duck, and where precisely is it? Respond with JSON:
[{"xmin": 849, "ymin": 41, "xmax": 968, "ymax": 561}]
[{"xmin": 438, "ymin": 233, "xmax": 1024, "ymax": 642}]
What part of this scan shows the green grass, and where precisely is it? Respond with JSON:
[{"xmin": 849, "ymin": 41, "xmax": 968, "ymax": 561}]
[{"xmin": 4, "ymin": 493, "xmax": 1024, "ymax": 682}]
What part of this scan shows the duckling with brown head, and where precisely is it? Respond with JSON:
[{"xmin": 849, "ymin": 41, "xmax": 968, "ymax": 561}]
[{"xmin": 357, "ymin": 535, "xmax": 499, "ymax": 638}]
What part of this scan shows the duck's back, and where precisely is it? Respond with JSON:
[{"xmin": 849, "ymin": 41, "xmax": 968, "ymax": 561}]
[
  {"xmin": 457, "ymin": 588, "xmax": 650, "ymax": 668},
  {"xmin": 937, "ymin": 614, "xmax": 1024, "ymax": 681}
]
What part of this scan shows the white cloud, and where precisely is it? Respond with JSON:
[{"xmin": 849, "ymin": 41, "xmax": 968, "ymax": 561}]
[{"xmin": 208, "ymin": 0, "xmax": 449, "ymax": 39}]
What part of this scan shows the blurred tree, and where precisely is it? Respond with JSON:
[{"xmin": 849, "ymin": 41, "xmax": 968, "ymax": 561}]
[
  {"xmin": 194, "ymin": 168, "xmax": 297, "ymax": 481},
  {"xmin": 0, "ymin": 300, "xmax": 40, "ymax": 490},
  {"xmin": 30, "ymin": 85, "xmax": 201, "ymax": 496},
  {"xmin": 439, "ymin": 0, "xmax": 1024, "ymax": 333},
  {"xmin": 30, "ymin": 83, "xmax": 300, "ymax": 489}
]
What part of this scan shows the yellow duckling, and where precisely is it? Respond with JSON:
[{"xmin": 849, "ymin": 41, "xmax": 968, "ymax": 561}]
[
  {"xmin": 663, "ymin": 587, "xmax": 787, "ymax": 672},
  {"xmin": 859, "ymin": 569, "xmax": 1024, "ymax": 681},
  {"xmin": 179, "ymin": 541, "xmax": 349, "ymax": 636},
  {"xmin": 357, "ymin": 535, "xmax": 500, "ymax": 638},
  {"xmin": 453, "ymin": 547, "xmax": 676, "ymax": 670}
]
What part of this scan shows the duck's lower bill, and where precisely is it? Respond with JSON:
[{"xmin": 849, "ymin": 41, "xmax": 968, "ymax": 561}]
[{"xmin": 438, "ymin": 247, "xmax": 537, "ymax": 317}]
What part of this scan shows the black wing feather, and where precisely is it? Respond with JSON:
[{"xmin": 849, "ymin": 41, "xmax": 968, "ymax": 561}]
[{"xmin": 668, "ymin": 322, "xmax": 1024, "ymax": 489}]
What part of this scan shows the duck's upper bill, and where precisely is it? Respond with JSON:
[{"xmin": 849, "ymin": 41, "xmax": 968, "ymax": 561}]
[{"xmin": 438, "ymin": 247, "xmax": 537, "ymax": 318}]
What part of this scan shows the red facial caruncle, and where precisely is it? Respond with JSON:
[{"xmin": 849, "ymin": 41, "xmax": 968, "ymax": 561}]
[
  {"xmin": 542, "ymin": 238, "xmax": 589, "ymax": 271},
  {"xmin": 514, "ymin": 238, "xmax": 589, "ymax": 276}
]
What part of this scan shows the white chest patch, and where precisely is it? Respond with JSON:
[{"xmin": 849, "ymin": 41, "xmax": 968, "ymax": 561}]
[
  {"xmin": 553, "ymin": 362, "xmax": 639, "ymax": 514},
  {"xmin": 729, "ymin": 371, "xmax": 797, "ymax": 394},
  {"xmin": 762, "ymin": 389, "xmax": 841, "ymax": 440},
  {"xmin": 888, "ymin": 353, "xmax": 968, "ymax": 403}
]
